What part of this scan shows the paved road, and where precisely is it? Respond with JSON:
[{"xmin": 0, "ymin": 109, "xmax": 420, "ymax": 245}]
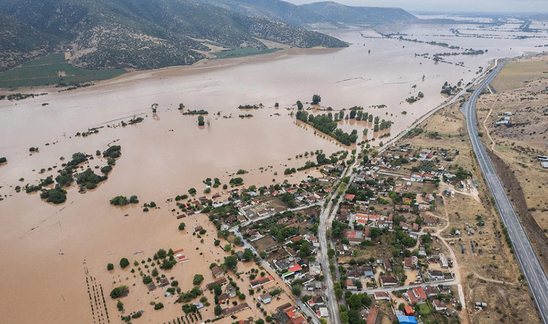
[{"xmin": 463, "ymin": 59, "xmax": 548, "ymax": 324}]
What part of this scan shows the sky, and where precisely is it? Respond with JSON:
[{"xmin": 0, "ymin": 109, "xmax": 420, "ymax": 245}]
[{"xmin": 286, "ymin": 0, "xmax": 548, "ymax": 14}]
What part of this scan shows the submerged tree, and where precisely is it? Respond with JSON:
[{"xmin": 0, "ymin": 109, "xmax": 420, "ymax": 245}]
[{"xmin": 311, "ymin": 94, "xmax": 321, "ymax": 105}]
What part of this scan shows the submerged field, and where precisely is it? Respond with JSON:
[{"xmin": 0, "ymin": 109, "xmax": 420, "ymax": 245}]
[{"xmin": 0, "ymin": 53, "xmax": 126, "ymax": 88}]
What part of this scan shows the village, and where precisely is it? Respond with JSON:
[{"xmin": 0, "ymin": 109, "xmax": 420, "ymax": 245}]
[{"xmin": 147, "ymin": 142, "xmax": 487, "ymax": 324}]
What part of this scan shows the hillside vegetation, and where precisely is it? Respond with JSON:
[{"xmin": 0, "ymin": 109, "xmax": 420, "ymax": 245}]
[
  {"xmin": 0, "ymin": 0, "xmax": 348, "ymax": 72},
  {"xmin": 301, "ymin": 1, "xmax": 418, "ymax": 26}
]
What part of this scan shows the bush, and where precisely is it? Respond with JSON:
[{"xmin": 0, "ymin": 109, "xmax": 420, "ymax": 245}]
[
  {"xmin": 193, "ymin": 274, "xmax": 204, "ymax": 285},
  {"xmin": 154, "ymin": 302, "xmax": 164, "ymax": 310},
  {"xmin": 178, "ymin": 222, "xmax": 186, "ymax": 231},
  {"xmin": 117, "ymin": 301, "xmax": 124, "ymax": 311},
  {"xmin": 110, "ymin": 195, "xmax": 128, "ymax": 206},
  {"xmin": 107, "ymin": 263, "xmax": 114, "ymax": 271},
  {"xmin": 110, "ymin": 285, "xmax": 129, "ymax": 299},
  {"xmin": 40, "ymin": 185, "xmax": 67, "ymax": 204},
  {"xmin": 0, "ymin": 157, "xmax": 7, "ymax": 163},
  {"xmin": 143, "ymin": 276, "xmax": 153, "ymax": 284},
  {"xmin": 120, "ymin": 258, "xmax": 130, "ymax": 269}
]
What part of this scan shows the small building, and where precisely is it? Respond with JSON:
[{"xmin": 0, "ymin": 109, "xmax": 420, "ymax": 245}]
[
  {"xmin": 211, "ymin": 265, "xmax": 225, "ymax": 279},
  {"xmin": 412, "ymin": 287, "xmax": 427, "ymax": 303},
  {"xmin": 397, "ymin": 315, "xmax": 417, "ymax": 324},
  {"xmin": 374, "ymin": 292, "xmax": 390, "ymax": 301},
  {"xmin": 250, "ymin": 276, "xmax": 274, "ymax": 289},
  {"xmin": 317, "ymin": 307, "xmax": 329, "ymax": 318},
  {"xmin": 424, "ymin": 285, "xmax": 439, "ymax": 298},
  {"xmin": 222, "ymin": 303, "xmax": 250, "ymax": 316},
  {"xmin": 404, "ymin": 305, "xmax": 415, "ymax": 316},
  {"xmin": 308, "ymin": 295, "xmax": 325, "ymax": 307},
  {"xmin": 433, "ymin": 299, "xmax": 447, "ymax": 311},
  {"xmin": 206, "ymin": 278, "xmax": 227, "ymax": 289},
  {"xmin": 193, "ymin": 225, "xmax": 203, "ymax": 232},
  {"xmin": 380, "ymin": 275, "xmax": 398, "ymax": 287},
  {"xmin": 258, "ymin": 293, "xmax": 272, "ymax": 304},
  {"xmin": 439, "ymin": 253, "xmax": 448, "ymax": 269},
  {"xmin": 427, "ymin": 270, "xmax": 445, "ymax": 281},
  {"xmin": 344, "ymin": 229, "xmax": 367, "ymax": 245}
]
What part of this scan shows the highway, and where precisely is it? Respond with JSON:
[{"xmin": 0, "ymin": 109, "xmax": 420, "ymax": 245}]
[{"xmin": 463, "ymin": 59, "xmax": 548, "ymax": 324}]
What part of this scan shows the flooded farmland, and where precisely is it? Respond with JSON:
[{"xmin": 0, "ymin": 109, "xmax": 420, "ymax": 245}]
[{"xmin": 0, "ymin": 21, "xmax": 546, "ymax": 323}]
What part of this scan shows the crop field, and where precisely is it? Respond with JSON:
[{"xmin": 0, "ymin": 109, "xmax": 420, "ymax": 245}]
[
  {"xmin": 490, "ymin": 57, "xmax": 548, "ymax": 92},
  {"xmin": 0, "ymin": 53, "xmax": 126, "ymax": 88},
  {"xmin": 212, "ymin": 47, "xmax": 281, "ymax": 60}
]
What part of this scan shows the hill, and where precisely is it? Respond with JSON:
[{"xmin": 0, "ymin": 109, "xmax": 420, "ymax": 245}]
[
  {"xmin": 0, "ymin": 13, "xmax": 53, "ymax": 72},
  {"xmin": 301, "ymin": 1, "xmax": 418, "ymax": 26},
  {"xmin": 0, "ymin": 0, "xmax": 348, "ymax": 72},
  {"xmin": 189, "ymin": 0, "xmax": 338, "ymax": 28}
]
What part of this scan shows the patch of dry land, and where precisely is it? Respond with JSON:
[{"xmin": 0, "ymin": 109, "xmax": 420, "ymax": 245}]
[
  {"xmin": 476, "ymin": 53, "xmax": 548, "ymax": 270},
  {"xmin": 399, "ymin": 99, "xmax": 540, "ymax": 324}
]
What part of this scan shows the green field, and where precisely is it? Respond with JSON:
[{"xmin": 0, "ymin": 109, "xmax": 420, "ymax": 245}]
[
  {"xmin": 212, "ymin": 47, "xmax": 281, "ymax": 60},
  {"xmin": 0, "ymin": 53, "xmax": 126, "ymax": 89},
  {"xmin": 417, "ymin": 303, "xmax": 433, "ymax": 316}
]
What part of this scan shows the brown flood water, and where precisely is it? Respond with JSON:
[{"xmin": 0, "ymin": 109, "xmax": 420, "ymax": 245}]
[{"xmin": 0, "ymin": 25, "xmax": 544, "ymax": 323}]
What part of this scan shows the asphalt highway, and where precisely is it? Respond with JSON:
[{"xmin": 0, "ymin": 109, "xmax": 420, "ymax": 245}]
[{"xmin": 463, "ymin": 59, "xmax": 548, "ymax": 324}]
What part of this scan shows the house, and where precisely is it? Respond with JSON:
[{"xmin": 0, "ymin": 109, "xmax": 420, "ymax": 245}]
[
  {"xmin": 222, "ymin": 303, "xmax": 250, "ymax": 316},
  {"xmin": 308, "ymin": 295, "xmax": 325, "ymax": 307},
  {"xmin": 317, "ymin": 307, "xmax": 329, "ymax": 318},
  {"xmin": 383, "ymin": 258, "xmax": 393, "ymax": 273},
  {"xmin": 206, "ymin": 278, "xmax": 227, "ymax": 289},
  {"xmin": 288, "ymin": 264, "xmax": 302, "ymax": 273},
  {"xmin": 346, "ymin": 268, "xmax": 362, "ymax": 280},
  {"xmin": 427, "ymin": 270, "xmax": 445, "ymax": 281},
  {"xmin": 159, "ymin": 277, "xmax": 170, "ymax": 287},
  {"xmin": 226, "ymin": 284, "xmax": 237, "ymax": 298},
  {"xmin": 345, "ymin": 278, "xmax": 357, "ymax": 290},
  {"xmin": 404, "ymin": 305, "xmax": 415, "ymax": 316},
  {"xmin": 258, "ymin": 293, "xmax": 272, "ymax": 304},
  {"xmin": 424, "ymin": 285, "xmax": 439, "ymax": 298},
  {"xmin": 412, "ymin": 287, "xmax": 427, "ymax": 302},
  {"xmin": 363, "ymin": 266, "xmax": 375, "ymax": 279},
  {"xmin": 439, "ymin": 253, "xmax": 448, "ymax": 268},
  {"xmin": 374, "ymin": 292, "xmax": 390, "ymax": 301},
  {"xmin": 276, "ymin": 303, "xmax": 294, "ymax": 313},
  {"xmin": 366, "ymin": 307, "xmax": 379, "ymax": 324},
  {"xmin": 218, "ymin": 293, "xmax": 230, "ymax": 304},
  {"xmin": 432, "ymin": 299, "xmax": 447, "ymax": 311},
  {"xmin": 193, "ymin": 225, "xmax": 203, "ymax": 232},
  {"xmin": 406, "ymin": 290, "xmax": 418, "ymax": 305},
  {"xmin": 380, "ymin": 276, "xmax": 398, "ymax": 287},
  {"xmin": 211, "ymin": 265, "xmax": 225, "ymax": 279},
  {"xmin": 345, "ymin": 193, "xmax": 356, "ymax": 201},
  {"xmin": 403, "ymin": 256, "xmax": 417, "ymax": 270},
  {"xmin": 250, "ymin": 276, "xmax": 274, "ymax": 289},
  {"xmin": 273, "ymin": 311, "xmax": 291, "ymax": 324},
  {"xmin": 235, "ymin": 251, "xmax": 244, "ymax": 261}
]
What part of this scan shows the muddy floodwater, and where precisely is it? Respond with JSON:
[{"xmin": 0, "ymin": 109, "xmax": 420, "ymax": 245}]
[{"xmin": 0, "ymin": 22, "xmax": 546, "ymax": 323}]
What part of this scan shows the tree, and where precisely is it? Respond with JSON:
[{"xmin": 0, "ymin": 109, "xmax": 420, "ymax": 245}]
[
  {"xmin": 242, "ymin": 249, "xmax": 254, "ymax": 262},
  {"xmin": 335, "ymin": 287, "xmax": 343, "ymax": 300},
  {"xmin": 151, "ymin": 268, "xmax": 159, "ymax": 277},
  {"xmin": 224, "ymin": 256, "xmax": 238, "ymax": 271},
  {"xmin": 327, "ymin": 248, "xmax": 335, "ymax": 258},
  {"xmin": 296, "ymin": 100, "xmax": 303, "ymax": 110},
  {"xmin": 291, "ymin": 285, "xmax": 302, "ymax": 296},
  {"xmin": 107, "ymin": 263, "xmax": 114, "ymax": 271},
  {"xmin": 117, "ymin": 300, "xmax": 124, "ymax": 311},
  {"xmin": 110, "ymin": 285, "xmax": 129, "ymax": 299},
  {"xmin": 312, "ymin": 94, "xmax": 321, "ymax": 105},
  {"xmin": 154, "ymin": 302, "xmax": 164, "ymax": 310},
  {"xmin": 143, "ymin": 276, "xmax": 153, "ymax": 284},
  {"xmin": 178, "ymin": 222, "xmax": 186, "ymax": 231},
  {"xmin": 299, "ymin": 241, "xmax": 311, "ymax": 257},
  {"xmin": 214, "ymin": 305, "xmax": 223, "ymax": 316},
  {"xmin": 398, "ymin": 303, "xmax": 406, "ymax": 311},
  {"xmin": 347, "ymin": 294, "xmax": 362, "ymax": 310},
  {"xmin": 188, "ymin": 188, "xmax": 197, "ymax": 196},
  {"xmin": 193, "ymin": 274, "xmax": 204, "ymax": 285},
  {"xmin": 119, "ymin": 258, "xmax": 129, "ymax": 269},
  {"xmin": 198, "ymin": 115, "xmax": 205, "ymax": 126}
]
